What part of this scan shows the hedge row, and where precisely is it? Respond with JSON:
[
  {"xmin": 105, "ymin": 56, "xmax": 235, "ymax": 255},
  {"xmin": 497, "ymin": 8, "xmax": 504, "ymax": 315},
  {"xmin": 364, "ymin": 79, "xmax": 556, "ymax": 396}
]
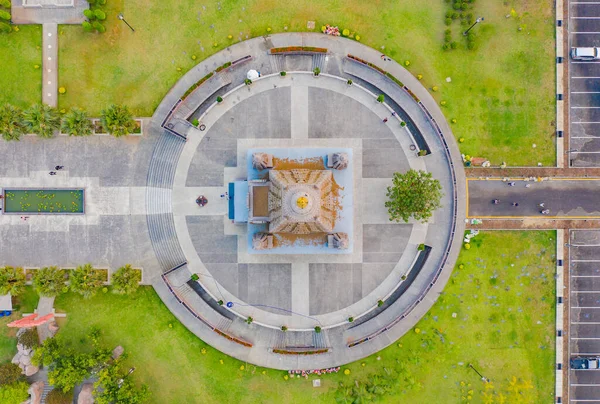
[
  {"xmin": 272, "ymin": 348, "xmax": 329, "ymax": 355},
  {"xmin": 270, "ymin": 46, "xmax": 327, "ymax": 54},
  {"xmin": 181, "ymin": 72, "xmax": 214, "ymax": 101},
  {"xmin": 213, "ymin": 328, "xmax": 253, "ymax": 347},
  {"xmin": 214, "ymin": 61, "xmax": 232, "ymax": 73}
]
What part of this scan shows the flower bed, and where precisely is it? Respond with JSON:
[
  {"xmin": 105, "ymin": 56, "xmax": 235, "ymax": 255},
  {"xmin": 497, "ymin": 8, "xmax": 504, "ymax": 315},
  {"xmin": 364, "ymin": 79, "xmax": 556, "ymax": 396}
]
[
  {"xmin": 347, "ymin": 54, "xmax": 386, "ymax": 75},
  {"xmin": 215, "ymin": 61, "xmax": 232, "ymax": 73},
  {"xmin": 213, "ymin": 328, "xmax": 253, "ymax": 347},
  {"xmin": 272, "ymin": 348, "xmax": 329, "ymax": 355},
  {"xmin": 181, "ymin": 72, "xmax": 214, "ymax": 101},
  {"xmin": 269, "ymin": 46, "xmax": 327, "ymax": 54}
]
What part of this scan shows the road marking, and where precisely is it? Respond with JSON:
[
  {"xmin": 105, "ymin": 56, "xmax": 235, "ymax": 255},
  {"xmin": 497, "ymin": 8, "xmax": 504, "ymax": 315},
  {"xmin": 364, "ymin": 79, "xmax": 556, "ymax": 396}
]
[
  {"xmin": 572, "ymin": 322, "xmax": 600, "ymax": 324},
  {"xmin": 572, "ymin": 61, "xmax": 600, "ymax": 64},
  {"xmin": 571, "ymin": 106, "xmax": 600, "ymax": 109},
  {"xmin": 572, "ymin": 307, "xmax": 600, "ymax": 309},
  {"xmin": 572, "ymin": 1, "xmax": 600, "ymax": 3},
  {"xmin": 572, "ymin": 122, "xmax": 600, "ymax": 124},
  {"xmin": 571, "ymin": 384, "xmax": 600, "ymax": 386},
  {"xmin": 573, "ymin": 260, "xmax": 600, "ymax": 262},
  {"xmin": 571, "ymin": 16, "xmax": 600, "ymax": 19},
  {"xmin": 574, "ymin": 275, "xmax": 600, "ymax": 277},
  {"xmin": 572, "ymin": 291, "xmax": 600, "ymax": 293},
  {"xmin": 573, "ymin": 337, "xmax": 600, "ymax": 340},
  {"xmin": 572, "ymin": 77, "xmax": 600, "ymax": 79},
  {"xmin": 572, "ymin": 32, "xmax": 600, "ymax": 34},
  {"xmin": 571, "ymin": 136, "xmax": 600, "ymax": 138},
  {"xmin": 572, "ymin": 91, "xmax": 600, "ymax": 94}
]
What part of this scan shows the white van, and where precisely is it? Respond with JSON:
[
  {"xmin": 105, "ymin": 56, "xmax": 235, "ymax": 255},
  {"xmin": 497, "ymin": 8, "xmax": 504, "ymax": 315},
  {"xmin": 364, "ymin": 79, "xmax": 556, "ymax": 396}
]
[{"xmin": 571, "ymin": 47, "xmax": 600, "ymax": 61}]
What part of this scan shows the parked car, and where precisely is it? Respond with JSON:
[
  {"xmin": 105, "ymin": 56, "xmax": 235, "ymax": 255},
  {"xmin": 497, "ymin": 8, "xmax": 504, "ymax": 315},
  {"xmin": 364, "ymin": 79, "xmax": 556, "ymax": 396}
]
[
  {"xmin": 571, "ymin": 356, "xmax": 600, "ymax": 369},
  {"xmin": 571, "ymin": 47, "xmax": 600, "ymax": 61}
]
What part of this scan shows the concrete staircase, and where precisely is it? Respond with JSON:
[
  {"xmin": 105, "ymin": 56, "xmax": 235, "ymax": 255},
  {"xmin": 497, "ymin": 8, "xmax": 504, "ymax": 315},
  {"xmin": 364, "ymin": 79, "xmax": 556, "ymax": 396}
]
[{"xmin": 146, "ymin": 132, "xmax": 187, "ymax": 271}]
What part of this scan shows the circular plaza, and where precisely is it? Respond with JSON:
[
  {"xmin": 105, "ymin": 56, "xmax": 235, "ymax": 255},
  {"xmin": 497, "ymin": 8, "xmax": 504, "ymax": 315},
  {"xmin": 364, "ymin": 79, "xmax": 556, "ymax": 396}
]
[{"xmin": 147, "ymin": 33, "xmax": 466, "ymax": 369}]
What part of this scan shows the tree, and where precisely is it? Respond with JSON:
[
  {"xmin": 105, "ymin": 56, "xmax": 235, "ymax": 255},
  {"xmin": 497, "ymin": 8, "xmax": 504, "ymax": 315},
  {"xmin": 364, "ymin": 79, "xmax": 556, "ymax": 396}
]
[
  {"xmin": 0, "ymin": 266, "xmax": 26, "ymax": 296},
  {"xmin": 385, "ymin": 170, "xmax": 443, "ymax": 223},
  {"xmin": 83, "ymin": 9, "xmax": 95, "ymax": 19},
  {"xmin": 23, "ymin": 104, "xmax": 61, "ymax": 138},
  {"xmin": 49, "ymin": 351, "xmax": 95, "ymax": 392},
  {"xmin": 111, "ymin": 264, "xmax": 141, "ymax": 295},
  {"xmin": 94, "ymin": 359, "xmax": 150, "ymax": 404},
  {"xmin": 17, "ymin": 328, "xmax": 39, "ymax": 349},
  {"xmin": 0, "ymin": 10, "xmax": 10, "ymax": 20},
  {"xmin": 0, "ymin": 381, "xmax": 29, "ymax": 404},
  {"xmin": 32, "ymin": 336, "xmax": 63, "ymax": 367},
  {"xmin": 0, "ymin": 363, "xmax": 23, "ymax": 386},
  {"xmin": 45, "ymin": 389, "xmax": 72, "ymax": 404},
  {"xmin": 61, "ymin": 108, "xmax": 93, "ymax": 136},
  {"xmin": 33, "ymin": 266, "xmax": 66, "ymax": 297},
  {"xmin": 0, "ymin": 22, "xmax": 10, "ymax": 34},
  {"xmin": 0, "ymin": 104, "xmax": 25, "ymax": 141},
  {"xmin": 70, "ymin": 264, "xmax": 104, "ymax": 299},
  {"xmin": 92, "ymin": 21, "xmax": 106, "ymax": 33},
  {"xmin": 100, "ymin": 104, "xmax": 136, "ymax": 137},
  {"xmin": 82, "ymin": 21, "xmax": 93, "ymax": 32}
]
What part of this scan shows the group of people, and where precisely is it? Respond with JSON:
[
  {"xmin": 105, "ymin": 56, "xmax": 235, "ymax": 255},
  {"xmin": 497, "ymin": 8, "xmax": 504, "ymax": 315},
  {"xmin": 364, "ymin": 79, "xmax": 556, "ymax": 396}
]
[
  {"xmin": 491, "ymin": 199, "xmax": 550, "ymax": 215},
  {"xmin": 48, "ymin": 165, "xmax": 64, "ymax": 176}
]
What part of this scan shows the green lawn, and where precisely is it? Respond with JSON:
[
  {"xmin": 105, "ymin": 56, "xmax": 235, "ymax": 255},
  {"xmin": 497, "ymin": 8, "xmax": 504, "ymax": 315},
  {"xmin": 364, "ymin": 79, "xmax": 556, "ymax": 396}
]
[
  {"xmin": 43, "ymin": 230, "xmax": 555, "ymax": 403},
  {"xmin": 52, "ymin": 0, "xmax": 555, "ymax": 166},
  {"xmin": 0, "ymin": 25, "xmax": 41, "ymax": 108},
  {"xmin": 0, "ymin": 287, "xmax": 39, "ymax": 363}
]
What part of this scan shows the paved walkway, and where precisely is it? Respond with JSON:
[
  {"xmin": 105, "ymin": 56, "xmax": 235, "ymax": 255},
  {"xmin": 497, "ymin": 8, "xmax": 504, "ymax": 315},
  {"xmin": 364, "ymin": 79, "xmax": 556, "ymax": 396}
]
[
  {"xmin": 35, "ymin": 296, "xmax": 54, "ymax": 342},
  {"xmin": 42, "ymin": 24, "xmax": 57, "ymax": 107}
]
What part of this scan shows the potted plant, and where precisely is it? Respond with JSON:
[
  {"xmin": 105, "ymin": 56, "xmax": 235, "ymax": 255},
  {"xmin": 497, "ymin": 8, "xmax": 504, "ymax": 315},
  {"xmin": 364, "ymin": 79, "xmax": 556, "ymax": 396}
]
[
  {"xmin": 244, "ymin": 78, "xmax": 252, "ymax": 85},
  {"xmin": 418, "ymin": 243, "xmax": 425, "ymax": 251},
  {"xmin": 216, "ymin": 96, "xmax": 223, "ymax": 103},
  {"xmin": 314, "ymin": 326, "xmax": 322, "ymax": 333},
  {"xmin": 347, "ymin": 79, "xmax": 353, "ymax": 85},
  {"xmin": 348, "ymin": 317, "xmax": 354, "ymax": 323},
  {"xmin": 217, "ymin": 299, "xmax": 224, "ymax": 306},
  {"xmin": 313, "ymin": 67, "xmax": 321, "ymax": 77},
  {"xmin": 246, "ymin": 316, "xmax": 253, "ymax": 325},
  {"xmin": 400, "ymin": 121, "xmax": 406, "ymax": 127},
  {"xmin": 377, "ymin": 300, "xmax": 384, "ymax": 307},
  {"xmin": 418, "ymin": 150, "xmax": 428, "ymax": 156},
  {"xmin": 377, "ymin": 94, "xmax": 385, "ymax": 103},
  {"xmin": 280, "ymin": 71, "xmax": 287, "ymax": 77},
  {"xmin": 281, "ymin": 325, "xmax": 288, "ymax": 332},
  {"xmin": 191, "ymin": 273, "xmax": 199, "ymax": 281}
]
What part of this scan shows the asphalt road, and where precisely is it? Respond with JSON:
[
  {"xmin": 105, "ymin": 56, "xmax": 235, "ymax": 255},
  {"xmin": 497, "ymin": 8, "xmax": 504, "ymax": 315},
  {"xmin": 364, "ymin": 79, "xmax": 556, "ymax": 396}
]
[
  {"xmin": 467, "ymin": 179, "xmax": 600, "ymax": 217},
  {"xmin": 569, "ymin": 230, "xmax": 600, "ymax": 402},
  {"xmin": 569, "ymin": 0, "xmax": 600, "ymax": 166}
]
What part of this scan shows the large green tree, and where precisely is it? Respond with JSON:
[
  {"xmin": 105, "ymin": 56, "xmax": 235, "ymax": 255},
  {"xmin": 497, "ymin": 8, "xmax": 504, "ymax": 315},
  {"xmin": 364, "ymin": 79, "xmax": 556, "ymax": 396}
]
[
  {"xmin": 70, "ymin": 264, "xmax": 104, "ymax": 299},
  {"xmin": 94, "ymin": 359, "xmax": 150, "ymax": 404},
  {"xmin": 23, "ymin": 104, "xmax": 61, "ymax": 138},
  {"xmin": 0, "ymin": 104, "xmax": 25, "ymax": 141},
  {"xmin": 61, "ymin": 108, "xmax": 93, "ymax": 136},
  {"xmin": 385, "ymin": 170, "xmax": 443, "ymax": 223},
  {"xmin": 100, "ymin": 104, "xmax": 136, "ymax": 137},
  {"xmin": 0, "ymin": 363, "xmax": 23, "ymax": 386},
  {"xmin": 111, "ymin": 264, "xmax": 141, "ymax": 295},
  {"xmin": 0, "ymin": 381, "xmax": 29, "ymax": 404},
  {"xmin": 33, "ymin": 266, "xmax": 66, "ymax": 297},
  {"xmin": 0, "ymin": 266, "xmax": 26, "ymax": 296}
]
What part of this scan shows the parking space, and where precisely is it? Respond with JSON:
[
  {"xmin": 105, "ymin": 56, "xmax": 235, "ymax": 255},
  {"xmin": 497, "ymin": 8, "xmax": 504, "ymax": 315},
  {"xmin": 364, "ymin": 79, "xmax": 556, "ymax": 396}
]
[
  {"xmin": 568, "ymin": 230, "xmax": 600, "ymax": 401},
  {"xmin": 569, "ymin": 1, "xmax": 600, "ymax": 166}
]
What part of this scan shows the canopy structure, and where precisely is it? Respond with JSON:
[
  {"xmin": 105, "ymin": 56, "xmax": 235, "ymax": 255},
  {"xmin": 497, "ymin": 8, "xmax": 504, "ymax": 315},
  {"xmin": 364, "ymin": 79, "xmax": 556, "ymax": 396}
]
[
  {"xmin": 247, "ymin": 69, "xmax": 260, "ymax": 80},
  {"xmin": 8, "ymin": 313, "xmax": 54, "ymax": 328}
]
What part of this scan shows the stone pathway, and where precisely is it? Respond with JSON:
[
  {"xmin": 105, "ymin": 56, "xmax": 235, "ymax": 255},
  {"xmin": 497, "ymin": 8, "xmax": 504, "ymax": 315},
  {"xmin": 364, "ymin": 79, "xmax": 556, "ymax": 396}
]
[
  {"xmin": 42, "ymin": 24, "xmax": 58, "ymax": 107},
  {"xmin": 36, "ymin": 296, "xmax": 55, "ymax": 342}
]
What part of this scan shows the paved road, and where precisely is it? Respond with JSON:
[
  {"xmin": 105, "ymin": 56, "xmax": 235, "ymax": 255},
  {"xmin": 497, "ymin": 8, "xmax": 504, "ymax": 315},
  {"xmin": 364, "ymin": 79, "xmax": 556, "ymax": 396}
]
[
  {"xmin": 569, "ymin": 0, "xmax": 600, "ymax": 166},
  {"xmin": 568, "ymin": 230, "xmax": 600, "ymax": 402},
  {"xmin": 468, "ymin": 179, "xmax": 600, "ymax": 217}
]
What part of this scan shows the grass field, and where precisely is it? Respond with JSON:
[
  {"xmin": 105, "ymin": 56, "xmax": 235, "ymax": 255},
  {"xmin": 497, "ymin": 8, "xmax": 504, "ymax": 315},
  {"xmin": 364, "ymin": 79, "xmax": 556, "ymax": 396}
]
[
  {"xmin": 50, "ymin": 0, "xmax": 554, "ymax": 166},
  {"xmin": 0, "ymin": 25, "xmax": 42, "ymax": 108},
  {"xmin": 16, "ymin": 231, "xmax": 555, "ymax": 404},
  {"xmin": 0, "ymin": 287, "xmax": 38, "ymax": 363}
]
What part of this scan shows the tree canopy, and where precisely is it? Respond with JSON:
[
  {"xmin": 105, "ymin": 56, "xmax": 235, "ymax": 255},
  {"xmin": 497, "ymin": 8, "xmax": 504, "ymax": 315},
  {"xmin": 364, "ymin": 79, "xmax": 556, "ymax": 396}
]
[
  {"xmin": 61, "ymin": 108, "xmax": 93, "ymax": 137},
  {"xmin": 100, "ymin": 104, "xmax": 136, "ymax": 137},
  {"xmin": 70, "ymin": 264, "xmax": 105, "ymax": 299},
  {"xmin": 111, "ymin": 264, "xmax": 141, "ymax": 295},
  {"xmin": 33, "ymin": 267, "xmax": 66, "ymax": 297},
  {"xmin": 0, "ymin": 104, "xmax": 25, "ymax": 141},
  {"xmin": 23, "ymin": 103, "xmax": 61, "ymax": 138},
  {"xmin": 385, "ymin": 170, "xmax": 443, "ymax": 223},
  {"xmin": 0, "ymin": 266, "xmax": 26, "ymax": 296}
]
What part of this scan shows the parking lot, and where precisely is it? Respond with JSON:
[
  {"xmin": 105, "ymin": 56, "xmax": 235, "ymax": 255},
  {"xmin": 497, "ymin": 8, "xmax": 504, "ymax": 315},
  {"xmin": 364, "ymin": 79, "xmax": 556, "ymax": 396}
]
[
  {"xmin": 569, "ymin": 0, "xmax": 600, "ymax": 166},
  {"xmin": 569, "ymin": 230, "xmax": 600, "ymax": 402}
]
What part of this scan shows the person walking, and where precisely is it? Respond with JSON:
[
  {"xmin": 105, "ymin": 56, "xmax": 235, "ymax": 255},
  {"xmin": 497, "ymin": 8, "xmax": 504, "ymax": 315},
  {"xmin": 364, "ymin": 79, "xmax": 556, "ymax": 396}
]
[
  {"xmin": 55, "ymin": 165, "xmax": 64, "ymax": 170},
  {"xmin": 539, "ymin": 203, "xmax": 545, "ymax": 208},
  {"xmin": 508, "ymin": 182, "xmax": 516, "ymax": 186},
  {"xmin": 49, "ymin": 171, "xmax": 57, "ymax": 176},
  {"xmin": 512, "ymin": 202, "xmax": 519, "ymax": 207},
  {"xmin": 383, "ymin": 117, "xmax": 388, "ymax": 123}
]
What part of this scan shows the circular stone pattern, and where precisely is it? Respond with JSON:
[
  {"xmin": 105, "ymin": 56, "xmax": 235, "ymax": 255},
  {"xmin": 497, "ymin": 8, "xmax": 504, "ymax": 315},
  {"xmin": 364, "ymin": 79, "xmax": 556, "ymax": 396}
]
[{"xmin": 151, "ymin": 33, "xmax": 466, "ymax": 369}]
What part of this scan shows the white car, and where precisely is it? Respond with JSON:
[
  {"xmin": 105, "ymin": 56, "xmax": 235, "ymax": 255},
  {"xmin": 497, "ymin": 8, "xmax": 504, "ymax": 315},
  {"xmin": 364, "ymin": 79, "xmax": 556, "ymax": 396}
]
[{"xmin": 571, "ymin": 47, "xmax": 600, "ymax": 61}]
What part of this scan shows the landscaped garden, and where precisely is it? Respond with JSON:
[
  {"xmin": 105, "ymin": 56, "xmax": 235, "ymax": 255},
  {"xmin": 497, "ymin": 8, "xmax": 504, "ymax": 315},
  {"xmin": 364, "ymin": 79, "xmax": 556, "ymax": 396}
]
[
  {"xmin": 0, "ymin": 231, "xmax": 554, "ymax": 403},
  {"xmin": 3, "ymin": 189, "xmax": 84, "ymax": 214}
]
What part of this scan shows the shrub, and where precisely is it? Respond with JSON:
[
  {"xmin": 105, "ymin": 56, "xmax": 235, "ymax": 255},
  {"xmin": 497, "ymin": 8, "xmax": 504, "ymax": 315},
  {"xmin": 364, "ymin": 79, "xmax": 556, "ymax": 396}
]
[
  {"xmin": 442, "ymin": 43, "xmax": 450, "ymax": 51},
  {"xmin": 377, "ymin": 94, "xmax": 385, "ymax": 103},
  {"xmin": 451, "ymin": 41, "xmax": 458, "ymax": 49},
  {"xmin": 98, "ymin": 0, "xmax": 106, "ymax": 4},
  {"xmin": 0, "ymin": 0, "xmax": 10, "ymax": 7},
  {"xmin": 217, "ymin": 299, "xmax": 223, "ymax": 305},
  {"xmin": 0, "ymin": 381, "xmax": 29, "ymax": 403},
  {"xmin": 100, "ymin": 104, "xmax": 136, "ymax": 137},
  {"xmin": 348, "ymin": 317, "xmax": 354, "ymax": 323},
  {"xmin": 23, "ymin": 104, "xmax": 61, "ymax": 138},
  {"xmin": 33, "ymin": 267, "xmax": 66, "ymax": 297},
  {"xmin": 216, "ymin": 96, "xmax": 223, "ymax": 103},
  {"xmin": 0, "ymin": 363, "xmax": 24, "ymax": 386},
  {"xmin": 190, "ymin": 273, "xmax": 199, "ymax": 281},
  {"xmin": 314, "ymin": 326, "xmax": 322, "ymax": 333},
  {"xmin": 61, "ymin": 108, "xmax": 93, "ymax": 136},
  {"xmin": 0, "ymin": 22, "xmax": 10, "ymax": 34},
  {"xmin": 45, "ymin": 389, "xmax": 72, "ymax": 404},
  {"xmin": 452, "ymin": 2, "xmax": 460, "ymax": 9},
  {"xmin": 93, "ymin": 9, "xmax": 106, "ymax": 20},
  {"xmin": 280, "ymin": 71, "xmax": 286, "ymax": 76},
  {"xmin": 281, "ymin": 325, "xmax": 288, "ymax": 332},
  {"xmin": 82, "ymin": 21, "xmax": 93, "ymax": 32},
  {"xmin": 445, "ymin": 11, "xmax": 452, "ymax": 18},
  {"xmin": 313, "ymin": 67, "xmax": 320, "ymax": 76},
  {"xmin": 86, "ymin": 0, "xmax": 96, "ymax": 3},
  {"xmin": 83, "ymin": 9, "xmax": 94, "ymax": 20},
  {"xmin": 111, "ymin": 264, "xmax": 141, "ymax": 295},
  {"xmin": 444, "ymin": 33, "xmax": 452, "ymax": 43},
  {"xmin": 342, "ymin": 28, "xmax": 350, "ymax": 36},
  {"xmin": 355, "ymin": 35, "xmax": 360, "ymax": 41},
  {"xmin": 0, "ymin": 104, "xmax": 25, "ymax": 141},
  {"xmin": 321, "ymin": 25, "xmax": 326, "ymax": 33},
  {"xmin": 70, "ymin": 264, "xmax": 105, "ymax": 299},
  {"xmin": 400, "ymin": 121, "xmax": 406, "ymax": 127},
  {"xmin": 445, "ymin": 18, "xmax": 452, "ymax": 26},
  {"xmin": 464, "ymin": 243, "xmax": 471, "ymax": 249},
  {"xmin": 401, "ymin": 275, "xmax": 407, "ymax": 280},
  {"xmin": 246, "ymin": 316, "xmax": 253, "ymax": 324},
  {"xmin": 244, "ymin": 78, "xmax": 252, "ymax": 85},
  {"xmin": 18, "ymin": 328, "xmax": 39, "ymax": 349},
  {"xmin": 452, "ymin": 12, "xmax": 460, "ymax": 20},
  {"xmin": 467, "ymin": 41, "xmax": 476, "ymax": 50},
  {"xmin": 92, "ymin": 21, "xmax": 105, "ymax": 33},
  {"xmin": 192, "ymin": 118, "xmax": 199, "ymax": 127},
  {"xmin": 432, "ymin": 86, "xmax": 439, "ymax": 92},
  {"xmin": 0, "ymin": 10, "xmax": 10, "ymax": 21},
  {"xmin": 377, "ymin": 300, "xmax": 384, "ymax": 307},
  {"xmin": 418, "ymin": 243, "xmax": 426, "ymax": 251},
  {"xmin": 347, "ymin": 79, "xmax": 352, "ymax": 85},
  {"xmin": 419, "ymin": 150, "xmax": 428, "ymax": 156},
  {"xmin": 461, "ymin": 2, "xmax": 468, "ymax": 10}
]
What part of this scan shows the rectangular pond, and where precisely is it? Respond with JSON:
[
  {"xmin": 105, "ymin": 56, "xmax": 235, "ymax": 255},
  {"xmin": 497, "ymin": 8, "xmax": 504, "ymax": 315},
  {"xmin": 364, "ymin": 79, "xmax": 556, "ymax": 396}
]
[{"xmin": 3, "ymin": 189, "xmax": 85, "ymax": 214}]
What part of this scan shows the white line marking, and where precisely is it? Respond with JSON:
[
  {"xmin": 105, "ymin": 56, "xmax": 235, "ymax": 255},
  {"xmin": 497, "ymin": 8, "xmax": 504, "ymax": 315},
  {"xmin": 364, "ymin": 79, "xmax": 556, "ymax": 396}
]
[
  {"xmin": 572, "ymin": 91, "xmax": 600, "ymax": 94},
  {"xmin": 573, "ymin": 260, "xmax": 600, "ymax": 262},
  {"xmin": 571, "ymin": 16, "xmax": 600, "ymax": 19},
  {"xmin": 571, "ymin": 136, "xmax": 600, "ymax": 139},
  {"xmin": 571, "ymin": 106, "xmax": 600, "ymax": 109},
  {"xmin": 572, "ymin": 61, "xmax": 600, "ymax": 64},
  {"xmin": 572, "ymin": 290, "xmax": 600, "ymax": 293},
  {"xmin": 574, "ymin": 275, "xmax": 600, "ymax": 277},
  {"xmin": 572, "ymin": 322, "xmax": 600, "ymax": 324},
  {"xmin": 572, "ymin": 1, "xmax": 600, "ymax": 3},
  {"xmin": 572, "ymin": 31, "xmax": 600, "ymax": 34},
  {"xmin": 572, "ymin": 122, "xmax": 600, "ymax": 124},
  {"xmin": 573, "ymin": 337, "xmax": 600, "ymax": 340},
  {"xmin": 572, "ymin": 77, "xmax": 600, "ymax": 79},
  {"xmin": 572, "ymin": 307, "xmax": 600, "ymax": 309},
  {"xmin": 571, "ymin": 383, "xmax": 600, "ymax": 386}
]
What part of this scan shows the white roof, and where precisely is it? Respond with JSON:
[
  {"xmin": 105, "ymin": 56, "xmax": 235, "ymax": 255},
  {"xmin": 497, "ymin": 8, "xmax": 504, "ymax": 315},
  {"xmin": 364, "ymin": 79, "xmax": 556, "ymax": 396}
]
[
  {"xmin": 0, "ymin": 294, "xmax": 12, "ymax": 311},
  {"xmin": 247, "ymin": 70, "xmax": 259, "ymax": 80}
]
